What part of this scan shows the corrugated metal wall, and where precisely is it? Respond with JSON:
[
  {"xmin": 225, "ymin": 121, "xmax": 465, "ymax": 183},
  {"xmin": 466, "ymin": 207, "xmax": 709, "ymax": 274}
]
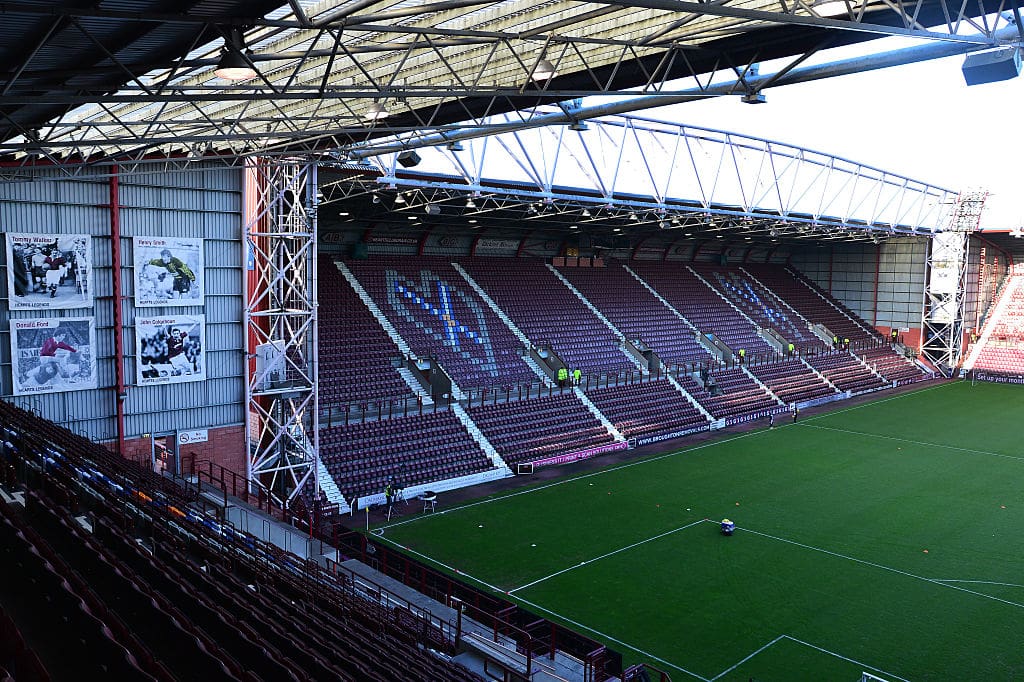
[
  {"xmin": 0, "ymin": 162, "xmax": 245, "ymax": 443},
  {"xmin": 790, "ymin": 237, "xmax": 929, "ymax": 330}
]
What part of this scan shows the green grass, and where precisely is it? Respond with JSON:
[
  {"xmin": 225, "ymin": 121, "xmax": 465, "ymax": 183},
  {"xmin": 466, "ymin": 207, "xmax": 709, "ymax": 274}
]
[{"xmin": 377, "ymin": 381, "xmax": 1024, "ymax": 681}]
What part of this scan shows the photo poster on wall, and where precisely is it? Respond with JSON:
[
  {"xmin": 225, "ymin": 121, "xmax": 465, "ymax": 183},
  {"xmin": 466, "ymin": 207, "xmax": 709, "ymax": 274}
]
[
  {"xmin": 133, "ymin": 236, "xmax": 204, "ymax": 307},
  {"xmin": 10, "ymin": 317, "xmax": 98, "ymax": 395},
  {"xmin": 135, "ymin": 314, "xmax": 206, "ymax": 386},
  {"xmin": 5, "ymin": 233, "xmax": 93, "ymax": 310}
]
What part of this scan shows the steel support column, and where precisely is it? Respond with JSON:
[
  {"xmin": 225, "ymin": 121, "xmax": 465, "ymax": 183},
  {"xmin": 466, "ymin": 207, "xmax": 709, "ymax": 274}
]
[{"xmin": 244, "ymin": 160, "xmax": 320, "ymax": 505}]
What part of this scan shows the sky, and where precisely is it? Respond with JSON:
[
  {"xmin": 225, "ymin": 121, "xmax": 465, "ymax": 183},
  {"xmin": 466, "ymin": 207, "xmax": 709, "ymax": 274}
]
[{"xmin": 646, "ymin": 44, "xmax": 1024, "ymax": 230}]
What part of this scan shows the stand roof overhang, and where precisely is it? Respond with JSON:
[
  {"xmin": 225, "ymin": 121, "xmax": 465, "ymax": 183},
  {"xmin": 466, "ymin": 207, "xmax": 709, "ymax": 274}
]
[{"xmin": 0, "ymin": 0, "xmax": 1019, "ymax": 160}]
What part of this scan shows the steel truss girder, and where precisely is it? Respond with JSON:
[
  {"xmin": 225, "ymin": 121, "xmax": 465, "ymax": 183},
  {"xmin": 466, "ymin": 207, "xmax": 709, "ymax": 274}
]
[
  {"xmin": 6, "ymin": 4, "xmax": 1021, "ymax": 158},
  {"xmin": 244, "ymin": 160, "xmax": 320, "ymax": 506},
  {"xmin": 367, "ymin": 114, "xmax": 956, "ymax": 236}
]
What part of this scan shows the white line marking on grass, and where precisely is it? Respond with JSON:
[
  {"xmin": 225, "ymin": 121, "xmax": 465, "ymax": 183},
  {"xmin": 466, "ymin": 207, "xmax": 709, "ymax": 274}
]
[
  {"xmin": 799, "ymin": 423, "xmax": 1024, "ymax": 462},
  {"xmin": 511, "ymin": 594, "xmax": 710, "ymax": 681},
  {"xmin": 709, "ymin": 636, "xmax": 786, "ymax": 681},
  {"xmin": 509, "ymin": 519, "xmax": 706, "ymax": 593},
  {"xmin": 371, "ymin": 535, "xmax": 505, "ymax": 595},
  {"xmin": 933, "ymin": 579, "xmax": 1024, "ymax": 588},
  {"xmin": 733, "ymin": 522, "xmax": 1024, "ymax": 610},
  {"xmin": 377, "ymin": 383, "xmax": 955, "ymax": 534},
  {"xmin": 781, "ymin": 635, "xmax": 911, "ymax": 682},
  {"xmin": 377, "ymin": 428, "xmax": 773, "ymax": 532},
  {"xmin": 801, "ymin": 381, "xmax": 950, "ymax": 423}
]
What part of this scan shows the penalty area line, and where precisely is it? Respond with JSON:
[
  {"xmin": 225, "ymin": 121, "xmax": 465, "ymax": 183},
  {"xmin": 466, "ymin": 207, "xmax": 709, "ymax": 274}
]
[
  {"xmin": 511, "ymin": 594, "xmax": 710, "ymax": 681},
  {"xmin": 736, "ymin": 525, "xmax": 1024, "ymax": 611},
  {"xmin": 709, "ymin": 635, "xmax": 786, "ymax": 681},
  {"xmin": 781, "ymin": 635, "xmax": 911, "ymax": 682},
  {"xmin": 509, "ymin": 519, "xmax": 706, "ymax": 594}
]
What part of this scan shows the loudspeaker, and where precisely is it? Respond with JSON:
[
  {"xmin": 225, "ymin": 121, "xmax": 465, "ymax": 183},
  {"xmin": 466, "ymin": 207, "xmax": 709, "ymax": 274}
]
[
  {"xmin": 397, "ymin": 150, "xmax": 421, "ymax": 167},
  {"xmin": 962, "ymin": 47, "xmax": 1021, "ymax": 86}
]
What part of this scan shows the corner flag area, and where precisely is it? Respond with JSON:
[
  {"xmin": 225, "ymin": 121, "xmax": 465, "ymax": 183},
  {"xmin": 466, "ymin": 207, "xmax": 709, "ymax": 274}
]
[{"xmin": 378, "ymin": 381, "xmax": 1024, "ymax": 680}]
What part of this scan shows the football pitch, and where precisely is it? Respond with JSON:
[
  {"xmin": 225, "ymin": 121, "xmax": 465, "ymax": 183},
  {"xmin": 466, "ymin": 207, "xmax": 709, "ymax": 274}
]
[{"xmin": 376, "ymin": 381, "xmax": 1024, "ymax": 681}]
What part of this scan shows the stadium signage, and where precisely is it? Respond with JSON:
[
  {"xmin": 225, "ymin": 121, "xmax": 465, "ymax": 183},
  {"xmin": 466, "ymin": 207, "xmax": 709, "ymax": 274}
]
[
  {"xmin": 368, "ymin": 236, "xmax": 418, "ymax": 245},
  {"xmin": 530, "ymin": 441, "xmax": 628, "ymax": 467},
  {"xmin": 973, "ymin": 372, "xmax": 1024, "ymax": 385},
  {"xmin": 634, "ymin": 424, "xmax": 710, "ymax": 447},
  {"xmin": 475, "ymin": 238, "xmax": 521, "ymax": 252},
  {"xmin": 177, "ymin": 429, "xmax": 209, "ymax": 445}
]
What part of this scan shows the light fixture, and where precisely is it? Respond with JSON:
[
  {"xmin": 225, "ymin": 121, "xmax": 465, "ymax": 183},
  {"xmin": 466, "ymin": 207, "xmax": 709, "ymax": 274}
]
[
  {"xmin": 741, "ymin": 92, "xmax": 766, "ymax": 104},
  {"xmin": 465, "ymin": 197, "xmax": 476, "ymax": 209},
  {"xmin": 215, "ymin": 27, "xmax": 257, "ymax": 80},
  {"xmin": 364, "ymin": 101, "xmax": 390, "ymax": 120},
  {"xmin": 371, "ymin": 193, "xmax": 381, "ymax": 204},
  {"xmin": 568, "ymin": 120, "xmax": 589, "ymax": 132},
  {"xmin": 629, "ymin": 213, "xmax": 638, "ymax": 221},
  {"xmin": 425, "ymin": 204, "xmax": 441, "ymax": 216},
  {"xmin": 445, "ymin": 141, "xmax": 464, "ymax": 152},
  {"xmin": 582, "ymin": 208, "xmax": 591, "ymax": 217},
  {"xmin": 393, "ymin": 193, "xmax": 406, "ymax": 204},
  {"xmin": 468, "ymin": 218, "xmax": 478, "ymax": 224},
  {"xmin": 531, "ymin": 57, "xmax": 557, "ymax": 81}
]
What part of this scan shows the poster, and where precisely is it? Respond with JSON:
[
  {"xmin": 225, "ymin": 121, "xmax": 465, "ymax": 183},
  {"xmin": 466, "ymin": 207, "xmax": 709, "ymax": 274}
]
[
  {"xmin": 133, "ymin": 236, "xmax": 204, "ymax": 307},
  {"xmin": 10, "ymin": 317, "xmax": 98, "ymax": 395},
  {"xmin": 135, "ymin": 314, "xmax": 206, "ymax": 385},
  {"xmin": 6, "ymin": 233, "xmax": 93, "ymax": 310}
]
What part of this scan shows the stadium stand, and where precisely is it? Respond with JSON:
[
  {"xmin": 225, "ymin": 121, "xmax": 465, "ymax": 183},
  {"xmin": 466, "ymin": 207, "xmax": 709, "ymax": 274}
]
[
  {"xmin": 745, "ymin": 358, "xmax": 838, "ymax": 404},
  {"xmin": 466, "ymin": 392, "xmax": 616, "ymax": 465},
  {"xmin": 971, "ymin": 275, "xmax": 1024, "ymax": 375},
  {"xmin": 675, "ymin": 367, "xmax": 782, "ymax": 422},
  {"xmin": 554, "ymin": 262, "xmax": 713, "ymax": 366},
  {"xmin": 629, "ymin": 262, "xmax": 775, "ymax": 356},
  {"xmin": 320, "ymin": 411, "xmax": 495, "ymax": 500},
  {"xmin": 0, "ymin": 399, "xmax": 487, "ymax": 682},
  {"xmin": 857, "ymin": 345, "xmax": 929, "ymax": 384},
  {"xmin": 347, "ymin": 256, "xmax": 539, "ymax": 390},
  {"xmin": 805, "ymin": 351, "xmax": 888, "ymax": 393},
  {"xmin": 317, "ymin": 255, "xmax": 416, "ymax": 406},
  {"xmin": 459, "ymin": 258, "xmax": 636, "ymax": 375},
  {"xmin": 584, "ymin": 378, "xmax": 711, "ymax": 440},
  {"xmin": 744, "ymin": 265, "xmax": 881, "ymax": 344},
  {"xmin": 699, "ymin": 265, "xmax": 826, "ymax": 354}
]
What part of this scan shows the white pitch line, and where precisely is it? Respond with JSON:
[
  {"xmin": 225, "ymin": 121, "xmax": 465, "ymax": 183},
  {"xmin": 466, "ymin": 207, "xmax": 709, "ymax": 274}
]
[
  {"xmin": 371, "ymin": 535, "xmax": 505, "ymax": 595},
  {"xmin": 710, "ymin": 635, "xmax": 786, "ymax": 681},
  {"xmin": 509, "ymin": 519, "xmax": 706, "ymax": 593},
  {"xmin": 933, "ymin": 579, "xmax": 1024, "ymax": 588},
  {"xmin": 511, "ymin": 594, "xmax": 710, "ymax": 681},
  {"xmin": 799, "ymin": 423, "xmax": 1024, "ymax": 462},
  {"xmin": 781, "ymin": 635, "xmax": 912, "ymax": 682},
  {"xmin": 377, "ymin": 427, "xmax": 773, "ymax": 532},
  {"xmin": 736, "ymin": 524, "xmax": 1024, "ymax": 610},
  {"xmin": 379, "ymin": 382, "xmax": 954, "ymax": 534},
  {"xmin": 800, "ymin": 380, "xmax": 950, "ymax": 423}
]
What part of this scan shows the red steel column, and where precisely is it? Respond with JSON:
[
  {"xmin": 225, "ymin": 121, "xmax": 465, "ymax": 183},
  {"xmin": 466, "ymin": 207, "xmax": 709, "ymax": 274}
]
[{"xmin": 109, "ymin": 167, "xmax": 126, "ymax": 456}]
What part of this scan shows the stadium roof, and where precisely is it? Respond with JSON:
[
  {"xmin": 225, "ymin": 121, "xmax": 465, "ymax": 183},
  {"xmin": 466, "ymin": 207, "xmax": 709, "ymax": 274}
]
[{"xmin": 0, "ymin": 0, "xmax": 1020, "ymax": 161}]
